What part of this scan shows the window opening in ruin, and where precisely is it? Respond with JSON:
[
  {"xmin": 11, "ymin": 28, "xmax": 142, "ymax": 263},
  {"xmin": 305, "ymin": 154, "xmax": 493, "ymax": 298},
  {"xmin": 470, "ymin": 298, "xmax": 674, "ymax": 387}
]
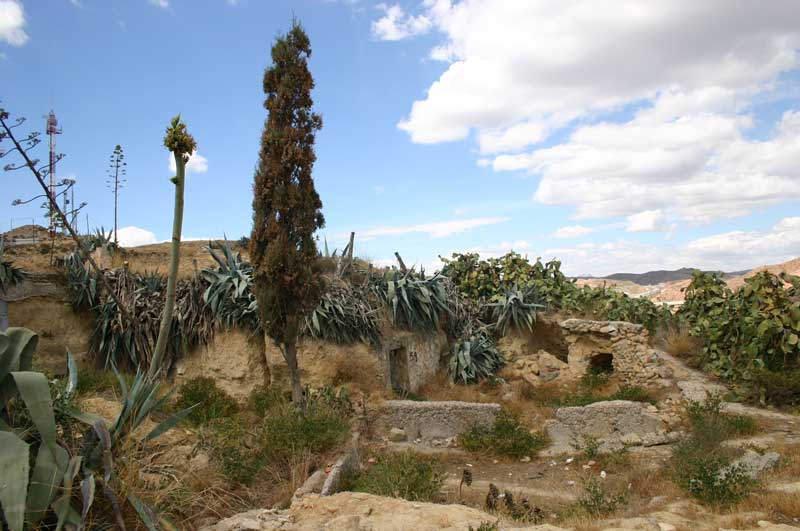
[{"xmin": 588, "ymin": 352, "xmax": 614, "ymax": 375}]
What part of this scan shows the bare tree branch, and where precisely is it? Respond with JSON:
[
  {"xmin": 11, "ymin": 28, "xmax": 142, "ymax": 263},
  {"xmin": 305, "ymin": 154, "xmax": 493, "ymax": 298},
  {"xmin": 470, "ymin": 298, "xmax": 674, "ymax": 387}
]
[{"xmin": 0, "ymin": 107, "xmax": 135, "ymax": 325}]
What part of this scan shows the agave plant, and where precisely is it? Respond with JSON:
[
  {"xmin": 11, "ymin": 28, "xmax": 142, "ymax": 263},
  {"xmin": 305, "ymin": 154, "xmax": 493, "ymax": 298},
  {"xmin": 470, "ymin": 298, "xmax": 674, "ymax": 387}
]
[
  {"xmin": 0, "ymin": 327, "xmax": 196, "ymax": 530},
  {"xmin": 304, "ymin": 284, "xmax": 379, "ymax": 344},
  {"xmin": 485, "ymin": 284, "xmax": 545, "ymax": 335},
  {"xmin": 449, "ymin": 326, "xmax": 504, "ymax": 384},
  {"xmin": 372, "ymin": 269, "xmax": 451, "ymax": 333},
  {"xmin": 201, "ymin": 241, "xmax": 260, "ymax": 331},
  {"xmin": 0, "ymin": 259, "xmax": 26, "ymax": 293}
]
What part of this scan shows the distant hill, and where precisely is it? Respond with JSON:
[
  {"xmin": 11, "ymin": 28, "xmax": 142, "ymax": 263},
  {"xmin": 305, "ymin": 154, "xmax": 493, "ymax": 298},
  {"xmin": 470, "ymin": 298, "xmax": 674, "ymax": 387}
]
[{"xmin": 596, "ymin": 267, "xmax": 749, "ymax": 286}]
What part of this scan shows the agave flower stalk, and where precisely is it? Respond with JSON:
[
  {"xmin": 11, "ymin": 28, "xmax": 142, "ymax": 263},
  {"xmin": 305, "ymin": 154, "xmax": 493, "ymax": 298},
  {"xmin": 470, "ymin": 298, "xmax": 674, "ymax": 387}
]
[{"xmin": 149, "ymin": 115, "xmax": 196, "ymax": 380}]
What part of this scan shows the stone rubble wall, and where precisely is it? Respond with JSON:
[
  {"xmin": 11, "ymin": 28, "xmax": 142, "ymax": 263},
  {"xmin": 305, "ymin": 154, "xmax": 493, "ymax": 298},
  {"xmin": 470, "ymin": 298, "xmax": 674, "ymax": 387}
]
[
  {"xmin": 560, "ymin": 319, "xmax": 669, "ymax": 385},
  {"xmin": 371, "ymin": 400, "xmax": 500, "ymax": 442}
]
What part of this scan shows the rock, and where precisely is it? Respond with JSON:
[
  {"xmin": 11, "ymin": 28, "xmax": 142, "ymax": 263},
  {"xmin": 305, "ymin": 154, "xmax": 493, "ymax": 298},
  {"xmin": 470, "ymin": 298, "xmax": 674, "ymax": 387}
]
[
  {"xmin": 321, "ymin": 437, "xmax": 360, "ymax": 496},
  {"xmin": 199, "ymin": 509, "xmax": 291, "ymax": 531},
  {"xmin": 373, "ymin": 400, "xmax": 500, "ymax": 442},
  {"xmin": 770, "ymin": 481, "xmax": 800, "ymax": 493},
  {"xmin": 720, "ymin": 523, "xmax": 800, "ymax": 531},
  {"xmin": 545, "ymin": 400, "xmax": 667, "ymax": 455},
  {"xmin": 388, "ymin": 428, "xmax": 407, "ymax": 442},
  {"xmin": 676, "ymin": 381, "xmax": 726, "ymax": 403},
  {"xmin": 723, "ymin": 450, "xmax": 780, "ymax": 480}
]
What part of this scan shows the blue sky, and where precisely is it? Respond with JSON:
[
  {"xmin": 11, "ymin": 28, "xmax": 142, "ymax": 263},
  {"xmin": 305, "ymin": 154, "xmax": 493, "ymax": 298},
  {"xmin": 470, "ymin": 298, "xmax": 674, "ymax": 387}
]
[{"xmin": 2, "ymin": 0, "xmax": 799, "ymax": 276}]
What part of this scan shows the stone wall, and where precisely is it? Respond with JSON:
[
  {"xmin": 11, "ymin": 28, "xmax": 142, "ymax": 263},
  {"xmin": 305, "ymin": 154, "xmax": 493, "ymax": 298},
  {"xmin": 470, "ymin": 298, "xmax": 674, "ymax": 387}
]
[
  {"xmin": 176, "ymin": 329, "xmax": 268, "ymax": 401},
  {"xmin": 371, "ymin": 400, "xmax": 500, "ymax": 441},
  {"xmin": 5, "ymin": 276, "xmax": 93, "ymax": 375},
  {"xmin": 379, "ymin": 329, "xmax": 448, "ymax": 394},
  {"xmin": 560, "ymin": 319, "xmax": 664, "ymax": 385}
]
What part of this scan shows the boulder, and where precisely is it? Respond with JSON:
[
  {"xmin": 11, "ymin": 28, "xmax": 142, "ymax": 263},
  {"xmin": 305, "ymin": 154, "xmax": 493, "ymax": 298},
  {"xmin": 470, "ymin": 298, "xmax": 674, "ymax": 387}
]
[
  {"xmin": 545, "ymin": 400, "xmax": 670, "ymax": 454},
  {"xmin": 200, "ymin": 492, "xmax": 570, "ymax": 531}
]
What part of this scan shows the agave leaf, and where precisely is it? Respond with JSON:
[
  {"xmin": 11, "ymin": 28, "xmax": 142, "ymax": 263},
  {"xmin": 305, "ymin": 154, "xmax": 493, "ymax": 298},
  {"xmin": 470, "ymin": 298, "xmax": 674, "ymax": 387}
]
[
  {"xmin": 51, "ymin": 456, "xmax": 82, "ymax": 531},
  {"xmin": 128, "ymin": 494, "xmax": 160, "ymax": 531},
  {"xmin": 27, "ymin": 443, "xmax": 69, "ymax": 525},
  {"xmin": 100, "ymin": 478, "xmax": 127, "ymax": 531},
  {"xmin": 11, "ymin": 371, "xmax": 58, "ymax": 454},
  {"xmin": 66, "ymin": 349, "xmax": 78, "ymax": 397},
  {"xmin": 145, "ymin": 401, "xmax": 200, "ymax": 442},
  {"xmin": 0, "ymin": 431, "xmax": 29, "ymax": 531},
  {"xmin": 78, "ymin": 474, "xmax": 96, "ymax": 531},
  {"xmin": 0, "ymin": 327, "xmax": 39, "ymax": 380}
]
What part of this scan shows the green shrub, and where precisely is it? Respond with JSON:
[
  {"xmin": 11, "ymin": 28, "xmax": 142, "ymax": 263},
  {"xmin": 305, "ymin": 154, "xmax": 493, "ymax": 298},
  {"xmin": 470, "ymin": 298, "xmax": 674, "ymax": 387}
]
[
  {"xmin": 680, "ymin": 270, "xmax": 800, "ymax": 389},
  {"xmin": 249, "ymin": 385, "xmax": 288, "ymax": 415},
  {"xmin": 260, "ymin": 402, "xmax": 350, "ymax": 464},
  {"xmin": 724, "ymin": 414, "xmax": 760, "ymax": 437},
  {"xmin": 609, "ymin": 385, "xmax": 656, "ymax": 404},
  {"xmin": 670, "ymin": 397, "xmax": 757, "ymax": 505},
  {"xmin": 468, "ymin": 523, "xmax": 499, "ymax": 531},
  {"xmin": 671, "ymin": 441, "xmax": 754, "ymax": 505},
  {"xmin": 344, "ymin": 451, "xmax": 445, "ymax": 501},
  {"xmin": 459, "ymin": 410, "xmax": 547, "ymax": 459},
  {"xmin": 75, "ymin": 367, "xmax": 131, "ymax": 396},
  {"xmin": 750, "ymin": 368, "xmax": 800, "ymax": 407},
  {"xmin": 570, "ymin": 435, "xmax": 600, "ymax": 460},
  {"xmin": 578, "ymin": 477, "xmax": 627, "ymax": 516},
  {"xmin": 175, "ymin": 377, "xmax": 238, "ymax": 426},
  {"xmin": 208, "ymin": 415, "xmax": 262, "ymax": 485}
]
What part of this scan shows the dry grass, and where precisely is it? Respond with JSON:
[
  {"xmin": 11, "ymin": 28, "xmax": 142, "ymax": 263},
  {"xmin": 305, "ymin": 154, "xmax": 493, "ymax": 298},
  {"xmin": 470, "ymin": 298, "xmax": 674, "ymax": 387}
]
[{"xmin": 654, "ymin": 323, "xmax": 703, "ymax": 361}]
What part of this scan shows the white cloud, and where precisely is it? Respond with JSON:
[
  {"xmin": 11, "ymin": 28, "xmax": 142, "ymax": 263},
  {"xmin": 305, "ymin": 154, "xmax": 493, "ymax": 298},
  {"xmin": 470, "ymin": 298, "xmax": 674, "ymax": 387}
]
[
  {"xmin": 499, "ymin": 102, "xmax": 800, "ymax": 224},
  {"xmin": 553, "ymin": 225, "xmax": 595, "ymax": 239},
  {"xmin": 0, "ymin": 0, "xmax": 29, "ymax": 46},
  {"xmin": 373, "ymin": 185, "xmax": 385, "ymax": 195},
  {"xmin": 372, "ymin": 4, "xmax": 431, "ymax": 41},
  {"xmin": 116, "ymin": 226, "xmax": 158, "ymax": 247},
  {"xmin": 149, "ymin": 0, "xmax": 169, "ymax": 9},
  {"xmin": 685, "ymin": 217, "xmax": 800, "ymax": 270},
  {"xmin": 626, "ymin": 209, "xmax": 667, "ymax": 233},
  {"xmin": 356, "ymin": 216, "xmax": 508, "ymax": 239},
  {"xmin": 540, "ymin": 216, "xmax": 800, "ymax": 276},
  {"xmin": 386, "ymin": 1, "xmax": 800, "ymax": 225},
  {"xmin": 394, "ymin": 1, "xmax": 799, "ymax": 145},
  {"xmin": 168, "ymin": 151, "xmax": 208, "ymax": 174}
]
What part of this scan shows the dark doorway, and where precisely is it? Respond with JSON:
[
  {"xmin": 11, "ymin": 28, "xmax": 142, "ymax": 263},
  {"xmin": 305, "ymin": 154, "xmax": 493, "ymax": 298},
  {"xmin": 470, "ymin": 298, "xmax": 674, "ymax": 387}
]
[{"xmin": 389, "ymin": 347, "xmax": 410, "ymax": 394}]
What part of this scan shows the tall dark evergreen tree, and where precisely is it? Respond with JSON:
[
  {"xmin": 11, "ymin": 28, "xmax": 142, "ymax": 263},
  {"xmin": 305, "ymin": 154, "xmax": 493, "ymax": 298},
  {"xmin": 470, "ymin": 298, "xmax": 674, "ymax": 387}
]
[{"xmin": 250, "ymin": 21, "xmax": 324, "ymax": 409}]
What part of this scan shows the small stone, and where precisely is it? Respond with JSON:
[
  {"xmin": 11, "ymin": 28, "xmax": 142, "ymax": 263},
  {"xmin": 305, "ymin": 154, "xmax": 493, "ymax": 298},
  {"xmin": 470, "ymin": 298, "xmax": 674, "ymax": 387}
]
[
  {"xmin": 600, "ymin": 470, "xmax": 607, "ymax": 479},
  {"xmin": 388, "ymin": 428, "xmax": 406, "ymax": 442},
  {"xmin": 520, "ymin": 456, "xmax": 531, "ymax": 463}
]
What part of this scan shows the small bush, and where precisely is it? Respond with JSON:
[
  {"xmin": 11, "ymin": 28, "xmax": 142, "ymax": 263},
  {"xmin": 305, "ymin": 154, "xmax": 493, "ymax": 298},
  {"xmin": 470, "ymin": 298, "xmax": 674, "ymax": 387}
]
[
  {"xmin": 260, "ymin": 402, "xmax": 350, "ymax": 465},
  {"xmin": 208, "ymin": 415, "xmax": 262, "ymax": 485},
  {"xmin": 459, "ymin": 409, "xmax": 547, "ymax": 459},
  {"xmin": 468, "ymin": 523, "xmax": 499, "ymax": 531},
  {"xmin": 176, "ymin": 377, "xmax": 238, "ymax": 426},
  {"xmin": 76, "ymin": 367, "xmax": 131, "ymax": 396},
  {"xmin": 751, "ymin": 368, "xmax": 800, "ymax": 407},
  {"xmin": 344, "ymin": 451, "xmax": 445, "ymax": 502},
  {"xmin": 671, "ymin": 441, "xmax": 754, "ymax": 505},
  {"xmin": 570, "ymin": 434, "xmax": 600, "ymax": 460},
  {"xmin": 578, "ymin": 477, "xmax": 627, "ymax": 516},
  {"xmin": 249, "ymin": 385, "xmax": 288, "ymax": 415},
  {"xmin": 670, "ymin": 397, "xmax": 757, "ymax": 505},
  {"xmin": 724, "ymin": 414, "xmax": 760, "ymax": 437},
  {"xmin": 609, "ymin": 385, "xmax": 656, "ymax": 404}
]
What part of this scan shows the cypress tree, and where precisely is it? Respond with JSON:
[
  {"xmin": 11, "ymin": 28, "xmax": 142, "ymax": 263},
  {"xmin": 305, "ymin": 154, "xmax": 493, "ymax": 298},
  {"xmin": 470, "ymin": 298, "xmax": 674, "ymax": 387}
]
[{"xmin": 250, "ymin": 21, "xmax": 324, "ymax": 410}]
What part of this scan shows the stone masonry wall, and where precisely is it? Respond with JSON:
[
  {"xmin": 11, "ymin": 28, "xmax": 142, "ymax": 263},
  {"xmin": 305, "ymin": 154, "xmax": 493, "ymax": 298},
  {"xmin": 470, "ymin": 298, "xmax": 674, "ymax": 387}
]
[{"xmin": 560, "ymin": 319, "xmax": 665, "ymax": 385}]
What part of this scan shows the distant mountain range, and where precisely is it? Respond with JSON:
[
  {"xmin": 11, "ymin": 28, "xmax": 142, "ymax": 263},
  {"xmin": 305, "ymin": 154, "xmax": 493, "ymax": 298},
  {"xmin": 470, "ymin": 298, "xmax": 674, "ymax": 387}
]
[{"xmin": 579, "ymin": 267, "xmax": 750, "ymax": 286}]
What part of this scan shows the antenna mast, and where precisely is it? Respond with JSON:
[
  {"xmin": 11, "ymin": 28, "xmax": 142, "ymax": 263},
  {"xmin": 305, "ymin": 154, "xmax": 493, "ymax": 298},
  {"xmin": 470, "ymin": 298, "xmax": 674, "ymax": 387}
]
[{"xmin": 46, "ymin": 110, "xmax": 62, "ymax": 235}]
